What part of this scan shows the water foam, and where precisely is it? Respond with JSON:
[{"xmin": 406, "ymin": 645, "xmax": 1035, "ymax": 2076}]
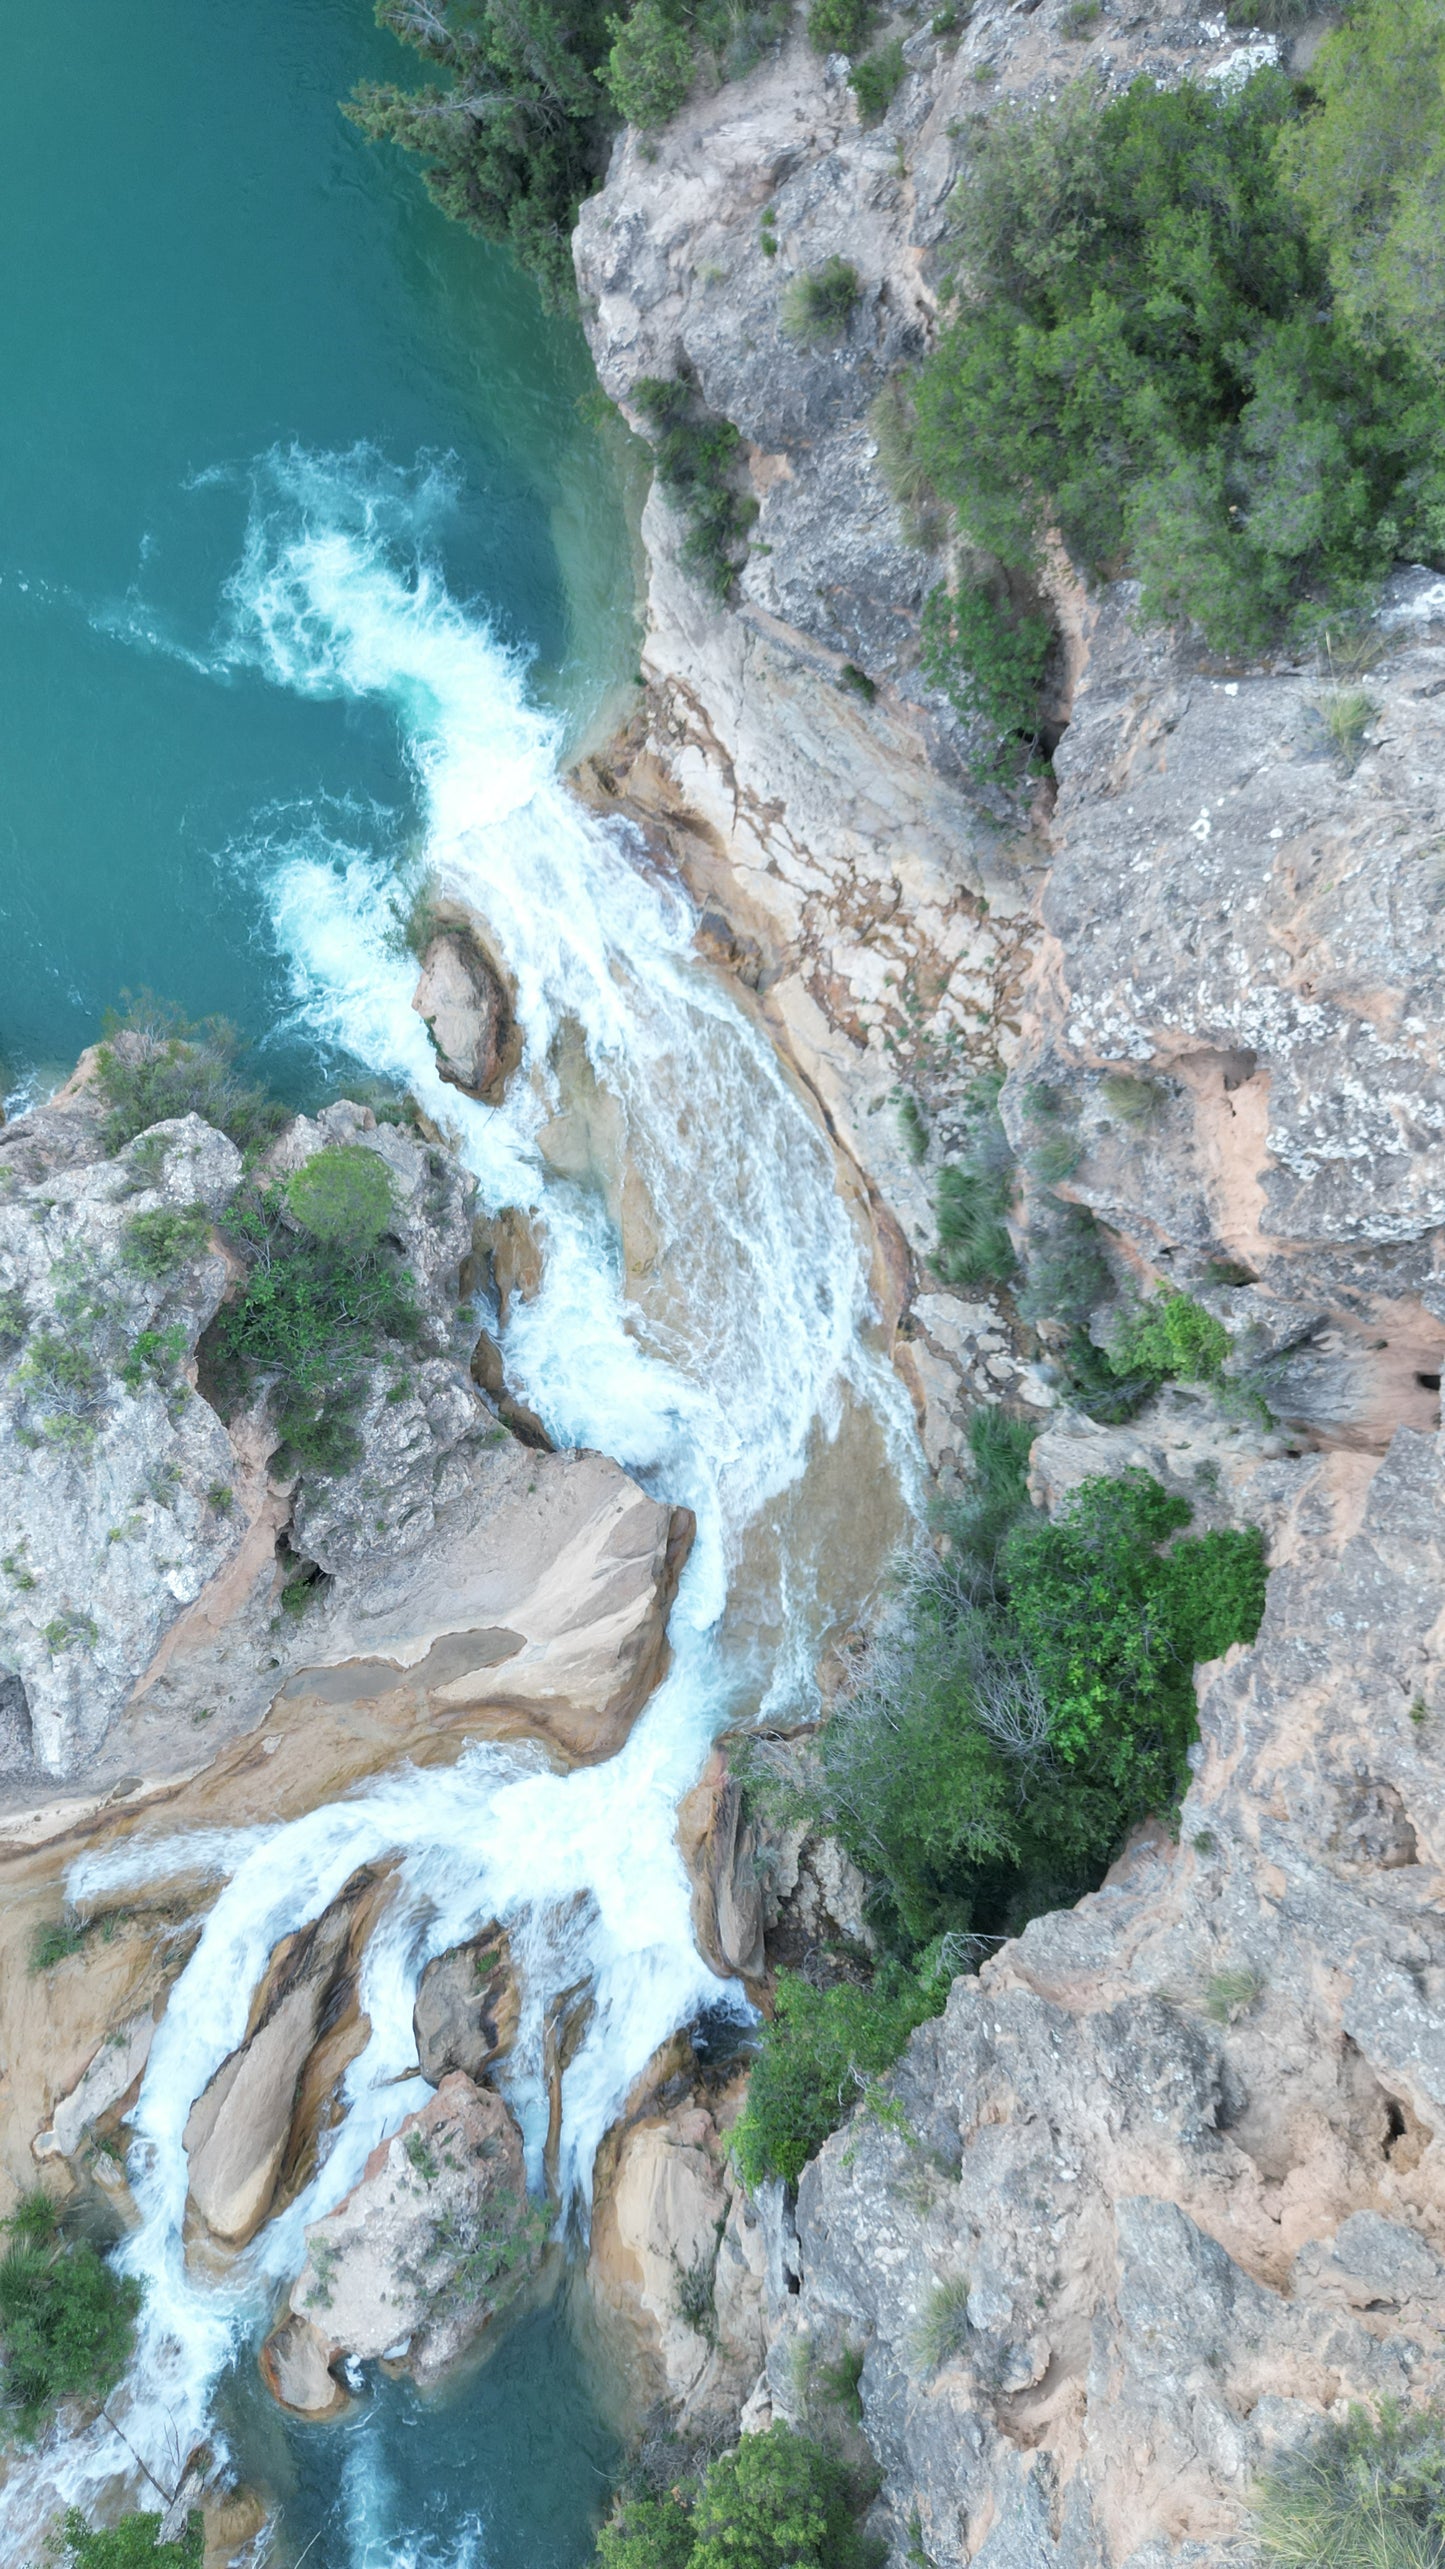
[{"xmin": 6, "ymin": 448, "xmax": 917, "ymax": 2559}]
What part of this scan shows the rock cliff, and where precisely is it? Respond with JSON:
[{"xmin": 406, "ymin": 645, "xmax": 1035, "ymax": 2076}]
[{"xmin": 568, "ymin": 2, "xmax": 1445, "ymax": 2557}]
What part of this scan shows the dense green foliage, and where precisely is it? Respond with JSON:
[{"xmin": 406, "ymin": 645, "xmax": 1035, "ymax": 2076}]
[
  {"xmin": 94, "ymin": 999, "xmax": 285, "ymax": 1159},
  {"xmin": 1255, "ymin": 2401, "xmax": 1445, "ymax": 2567},
  {"xmin": 348, "ymin": 0, "xmax": 788, "ymax": 303},
  {"xmin": 1106, "ymin": 1287, "xmax": 1229, "ymax": 1388},
  {"xmin": 598, "ymin": 2425, "xmax": 872, "ymax": 2569},
  {"xmin": 119, "ymin": 1206, "xmax": 211, "ymax": 1280},
  {"xmin": 0, "ymin": 2195, "xmax": 141, "ymax": 2440},
  {"xmin": 632, "ymin": 377, "xmax": 757, "ymax": 599},
  {"xmin": 284, "ymin": 1142, "xmax": 396, "ymax": 1249},
  {"xmin": 848, "ymin": 39, "xmax": 905, "ymax": 123},
  {"xmin": 816, "ymin": 1425, "xmax": 1264, "ymax": 1958},
  {"xmin": 919, "ymin": 582, "xmax": 1052, "ymax": 779},
  {"xmin": 913, "ymin": 69, "xmax": 1445, "ymax": 649},
  {"xmin": 57, "ymin": 2511, "xmax": 202, "ymax": 2569},
  {"xmin": 347, "ymin": 0, "xmax": 616, "ymax": 309},
  {"xmin": 208, "ymin": 1156, "xmax": 419, "ymax": 1474},
  {"xmin": 805, "ymin": 0, "xmax": 873, "ymax": 51},
  {"xmin": 729, "ymin": 1970, "xmax": 935, "ymax": 2189},
  {"xmin": 1282, "ymin": 0, "xmax": 1445, "ymax": 377}
]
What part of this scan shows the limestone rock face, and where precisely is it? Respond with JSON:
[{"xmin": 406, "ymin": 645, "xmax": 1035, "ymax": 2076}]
[
  {"xmin": 769, "ymin": 1426, "xmax": 1445, "ymax": 2562},
  {"xmin": 414, "ymin": 1924, "xmax": 518, "ymax": 2085},
  {"xmin": 266, "ymin": 2071, "xmax": 543, "ymax": 2412},
  {"xmin": 1002, "ymin": 581, "xmax": 1445, "ymax": 1453},
  {"xmin": 0, "ymin": 1108, "xmax": 247, "ymax": 1775},
  {"xmin": 678, "ymin": 1750, "xmax": 766, "ymax": 1984}
]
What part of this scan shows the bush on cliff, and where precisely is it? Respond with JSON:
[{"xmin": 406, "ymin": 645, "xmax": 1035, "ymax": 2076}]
[
  {"xmin": 94, "ymin": 996, "xmax": 285, "ymax": 1159},
  {"xmin": 912, "ymin": 68, "xmax": 1445, "ymax": 649},
  {"xmin": 598, "ymin": 2424, "xmax": 873, "ymax": 2569},
  {"xmin": 0, "ymin": 2194, "xmax": 141, "ymax": 2441},
  {"xmin": 631, "ymin": 376, "xmax": 758, "ymax": 599},
  {"xmin": 208, "ymin": 1152, "xmax": 419, "ymax": 1475},
  {"xmin": 732, "ymin": 1417, "xmax": 1267, "ymax": 2184}
]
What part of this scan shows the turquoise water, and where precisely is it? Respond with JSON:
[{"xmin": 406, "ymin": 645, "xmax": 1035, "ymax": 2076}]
[{"xmin": 0, "ymin": 0, "xmax": 639, "ymax": 1102}]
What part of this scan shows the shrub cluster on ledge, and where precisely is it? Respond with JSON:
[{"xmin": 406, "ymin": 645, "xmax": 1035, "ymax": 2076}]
[
  {"xmin": 912, "ymin": 26, "xmax": 1445, "ymax": 651},
  {"xmin": 597, "ymin": 2421, "xmax": 875, "ymax": 2569},
  {"xmin": 730, "ymin": 1416, "xmax": 1266, "ymax": 2187},
  {"xmin": 631, "ymin": 376, "xmax": 758, "ymax": 600},
  {"xmin": 0, "ymin": 2194, "xmax": 141, "ymax": 2442}
]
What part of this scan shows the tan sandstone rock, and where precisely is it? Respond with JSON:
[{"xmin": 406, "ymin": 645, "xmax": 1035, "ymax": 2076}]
[
  {"xmin": 264, "ymin": 2071, "xmax": 543, "ymax": 2412},
  {"xmin": 414, "ymin": 1923, "xmax": 518, "ymax": 2085},
  {"xmin": 411, "ymin": 908, "xmax": 520, "ymax": 1104}
]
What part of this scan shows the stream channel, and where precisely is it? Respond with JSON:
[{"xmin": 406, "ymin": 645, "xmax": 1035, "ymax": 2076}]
[{"xmin": 0, "ymin": 5, "xmax": 918, "ymax": 2563}]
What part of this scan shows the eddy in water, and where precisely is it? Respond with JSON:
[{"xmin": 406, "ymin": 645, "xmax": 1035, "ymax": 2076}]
[{"xmin": 0, "ymin": 451, "xmax": 916, "ymax": 2569}]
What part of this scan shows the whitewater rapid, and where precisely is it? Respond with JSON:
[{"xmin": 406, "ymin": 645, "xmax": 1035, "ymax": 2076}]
[{"xmin": 6, "ymin": 450, "xmax": 917, "ymax": 2560}]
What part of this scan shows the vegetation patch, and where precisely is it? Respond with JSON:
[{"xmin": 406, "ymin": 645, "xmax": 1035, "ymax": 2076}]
[
  {"xmin": 933, "ymin": 1074, "xmax": 1016, "ymax": 1288},
  {"xmin": 731, "ymin": 1416, "xmax": 1267, "ymax": 2183},
  {"xmin": 94, "ymin": 997, "xmax": 285, "ymax": 1159},
  {"xmin": 782, "ymin": 259, "xmax": 862, "ymax": 346},
  {"xmin": 848, "ymin": 39, "xmax": 905, "ymax": 123},
  {"xmin": 1255, "ymin": 2399, "xmax": 1445, "ymax": 2566},
  {"xmin": 55, "ymin": 2512, "xmax": 202, "ymax": 2569},
  {"xmin": 911, "ymin": 59, "xmax": 1445, "ymax": 651},
  {"xmin": 119, "ymin": 1206, "xmax": 211, "ymax": 1281},
  {"xmin": 1105, "ymin": 1287, "xmax": 1230, "ymax": 1389},
  {"xmin": 0, "ymin": 2194, "xmax": 141, "ymax": 2441},
  {"xmin": 806, "ymin": 0, "xmax": 874, "ymax": 51},
  {"xmin": 597, "ymin": 2421, "xmax": 874, "ymax": 2567},
  {"xmin": 207, "ymin": 1149, "xmax": 420, "ymax": 1476},
  {"xmin": 632, "ymin": 376, "xmax": 758, "ymax": 601}
]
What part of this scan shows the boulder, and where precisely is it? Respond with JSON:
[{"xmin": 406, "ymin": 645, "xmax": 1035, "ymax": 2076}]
[
  {"xmin": 411, "ymin": 917, "xmax": 520, "ymax": 1104},
  {"xmin": 414, "ymin": 1923, "xmax": 518, "ymax": 2085},
  {"xmin": 589, "ymin": 2067, "xmax": 766, "ymax": 2421},
  {"xmin": 264, "ymin": 2071, "xmax": 543, "ymax": 2411},
  {"xmin": 184, "ymin": 1865, "xmax": 386, "ymax": 2247},
  {"xmin": 34, "ymin": 2008, "xmax": 156, "ymax": 2164},
  {"xmin": 677, "ymin": 1750, "xmax": 766, "ymax": 1984}
]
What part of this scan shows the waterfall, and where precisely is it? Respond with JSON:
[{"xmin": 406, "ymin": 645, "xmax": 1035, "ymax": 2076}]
[{"xmin": 3, "ymin": 448, "xmax": 917, "ymax": 2559}]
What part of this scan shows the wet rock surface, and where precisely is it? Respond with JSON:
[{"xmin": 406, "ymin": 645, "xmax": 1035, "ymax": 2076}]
[{"xmin": 264, "ymin": 2070, "xmax": 543, "ymax": 2411}]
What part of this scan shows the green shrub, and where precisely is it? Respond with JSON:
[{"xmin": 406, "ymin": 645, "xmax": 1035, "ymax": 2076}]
[
  {"xmin": 0, "ymin": 1287, "xmax": 27, "ymax": 1355},
  {"xmin": 208, "ymin": 1184, "xmax": 419, "ymax": 1477},
  {"xmin": 919, "ymin": 584, "xmax": 1051, "ymax": 782},
  {"xmin": 1059, "ymin": 0, "xmax": 1101, "ymax": 32},
  {"xmin": 1313, "ymin": 686, "xmax": 1378, "ymax": 770},
  {"xmin": 605, "ymin": 0, "xmax": 695, "ymax": 126},
  {"xmin": 598, "ymin": 2426, "xmax": 871, "ymax": 2569},
  {"xmin": 730, "ymin": 1971, "xmax": 933, "ymax": 2188},
  {"xmin": 1106, "ymin": 1287, "xmax": 1230, "ymax": 1387},
  {"xmin": 934, "ymin": 1075, "xmax": 1016, "ymax": 1287},
  {"xmin": 633, "ymin": 376, "xmax": 758, "ymax": 601},
  {"xmin": 1002, "ymin": 1470, "xmax": 1266, "ymax": 1785},
  {"xmin": 911, "ymin": 2275, "xmax": 971, "ymax": 2373},
  {"xmin": 1099, "ymin": 1071, "xmax": 1165, "ymax": 1129},
  {"xmin": 0, "ymin": 2194, "xmax": 141, "ymax": 2440},
  {"xmin": 1255, "ymin": 2401, "xmax": 1445, "ymax": 2567},
  {"xmin": 119, "ymin": 1206, "xmax": 211, "ymax": 1279},
  {"xmin": 1015, "ymin": 1200, "xmax": 1111, "ymax": 1329},
  {"xmin": 912, "ymin": 71, "xmax": 1445, "ymax": 651},
  {"xmin": 94, "ymin": 996, "xmax": 284, "ymax": 1158},
  {"xmin": 806, "ymin": 0, "xmax": 873, "ymax": 51},
  {"xmin": 1205, "ymin": 1966, "xmax": 1264, "ymax": 2024},
  {"xmin": 31, "ymin": 1918, "xmax": 87, "ymax": 1973},
  {"xmin": 849, "ymin": 38, "xmax": 905, "ymax": 122},
  {"xmin": 781, "ymin": 259, "xmax": 861, "ymax": 345},
  {"xmin": 284, "ymin": 1144, "xmax": 396, "ymax": 1250},
  {"xmin": 810, "ymin": 1422, "xmax": 1264, "ymax": 1962},
  {"xmin": 1281, "ymin": 0, "xmax": 1445, "ymax": 377},
  {"xmin": 56, "ymin": 2511, "xmax": 202, "ymax": 2569}
]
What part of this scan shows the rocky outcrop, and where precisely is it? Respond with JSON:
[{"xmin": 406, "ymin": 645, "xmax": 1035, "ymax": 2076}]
[
  {"xmin": 263, "ymin": 2071, "xmax": 544, "ymax": 2414},
  {"xmin": 1002, "ymin": 578, "xmax": 1445, "ymax": 1455},
  {"xmin": 590, "ymin": 2054, "xmax": 770, "ymax": 2430},
  {"xmin": 410, "ymin": 906, "xmax": 521, "ymax": 1105},
  {"xmin": 746, "ymin": 1423, "xmax": 1445, "ymax": 2561},
  {"xmin": 414, "ymin": 1924, "xmax": 519, "ymax": 2084}
]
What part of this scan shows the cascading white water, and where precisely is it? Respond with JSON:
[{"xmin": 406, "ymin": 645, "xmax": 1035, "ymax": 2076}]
[{"xmin": 4, "ymin": 450, "xmax": 917, "ymax": 2561}]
